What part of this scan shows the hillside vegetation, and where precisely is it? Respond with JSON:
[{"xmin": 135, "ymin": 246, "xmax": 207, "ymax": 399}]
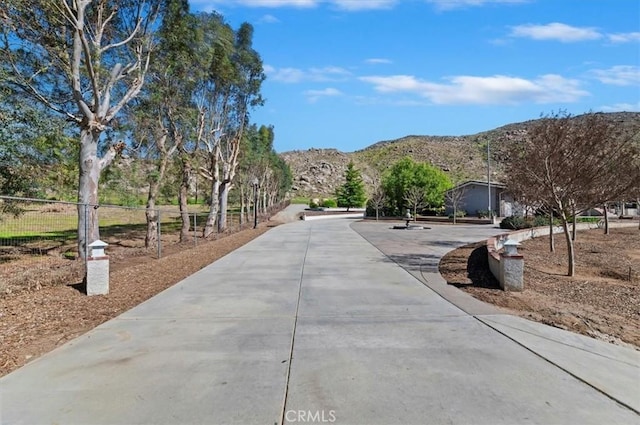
[{"xmin": 281, "ymin": 112, "xmax": 640, "ymax": 198}]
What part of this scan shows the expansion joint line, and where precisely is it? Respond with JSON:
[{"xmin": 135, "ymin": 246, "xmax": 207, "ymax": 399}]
[
  {"xmin": 278, "ymin": 224, "xmax": 312, "ymax": 425},
  {"xmin": 475, "ymin": 316, "xmax": 640, "ymax": 416}
]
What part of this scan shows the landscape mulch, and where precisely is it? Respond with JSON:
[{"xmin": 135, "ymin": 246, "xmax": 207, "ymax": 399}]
[{"xmin": 439, "ymin": 226, "xmax": 640, "ymax": 349}]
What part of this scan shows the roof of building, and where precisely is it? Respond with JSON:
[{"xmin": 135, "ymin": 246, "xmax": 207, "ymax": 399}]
[{"xmin": 447, "ymin": 180, "xmax": 507, "ymax": 192}]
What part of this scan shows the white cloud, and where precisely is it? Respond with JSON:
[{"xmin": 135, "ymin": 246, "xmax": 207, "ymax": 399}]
[
  {"xmin": 304, "ymin": 87, "xmax": 343, "ymax": 103},
  {"xmin": 426, "ymin": 0, "xmax": 528, "ymax": 11},
  {"xmin": 510, "ymin": 22, "xmax": 602, "ymax": 42},
  {"xmin": 309, "ymin": 66, "xmax": 352, "ymax": 80},
  {"xmin": 194, "ymin": 0, "xmax": 395, "ymax": 9},
  {"xmin": 590, "ymin": 65, "xmax": 640, "ymax": 86},
  {"xmin": 265, "ymin": 66, "xmax": 306, "ymax": 83},
  {"xmin": 365, "ymin": 58, "xmax": 393, "ymax": 64},
  {"xmin": 265, "ymin": 65, "xmax": 351, "ymax": 83},
  {"xmin": 600, "ymin": 102, "xmax": 640, "ymax": 112},
  {"xmin": 359, "ymin": 73, "xmax": 589, "ymax": 105},
  {"xmin": 258, "ymin": 14, "xmax": 281, "ymax": 23},
  {"xmin": 607, "ymin": 32, "xmax": 640, "ymax": 43}
]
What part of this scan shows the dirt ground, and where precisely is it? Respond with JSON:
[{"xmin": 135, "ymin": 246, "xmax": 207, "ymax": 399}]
[
  {"xmin": 439, "ymin": 226, "xmax": 640, "ymax": 349},
  {"xmin": 0, "ymin": 223, "xmax": 273, "ymax": 377},
  {"xmin": 1, "ymin": 220, "xmax": 638, "ymax": 378}
]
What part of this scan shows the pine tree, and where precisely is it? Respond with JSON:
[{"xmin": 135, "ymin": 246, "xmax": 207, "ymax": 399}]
[{"xmin": 336, "ymin": 161, "xmax": 366, "ymax": 212}]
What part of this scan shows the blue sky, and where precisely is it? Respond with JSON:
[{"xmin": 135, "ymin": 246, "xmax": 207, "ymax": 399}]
[{"xmin": 188, "ymin": 0, "xmax": 640, "ymax": 153}]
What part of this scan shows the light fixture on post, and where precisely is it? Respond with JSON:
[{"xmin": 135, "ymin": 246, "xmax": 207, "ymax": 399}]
[
  {"xmin": 252, "ymin": 178, "xmax": 259, "ymax": 229},
  {"xmin": 503, "ymin": 239, "xmax": 520, "ymax": 256},
  {"xmin": 487, "ymin": 138, "xmax": 492, "ymax": 219}
]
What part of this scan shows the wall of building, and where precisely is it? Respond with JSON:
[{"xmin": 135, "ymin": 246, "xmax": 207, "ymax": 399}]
[{"xmin": 445, "ymin": 184, "xmax": 504, "ymax": 217}]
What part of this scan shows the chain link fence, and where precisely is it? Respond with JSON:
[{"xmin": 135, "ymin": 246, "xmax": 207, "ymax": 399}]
[{"xmin": 0, "ymin": 196, "xmax": 287, "ymax": 295}]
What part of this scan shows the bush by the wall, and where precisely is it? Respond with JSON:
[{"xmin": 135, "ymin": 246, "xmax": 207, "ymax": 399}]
[
  {"xmin": 576, "ymin": 216, "xmax": 601, "ymax": 223},
  {"xmin": 532, "ymin": 215, "xmax": 562, "ymax": 227},
  {"xmin": 448, "ymin": 210, "xmax": 467, "ymax": 219},
  {"xmin": 501, "ymin": 215, "xmax": 563, "ymax": 229},
  {"xmin": 500, "ymin": 216, "xmax": 531, "ymax": 230}
]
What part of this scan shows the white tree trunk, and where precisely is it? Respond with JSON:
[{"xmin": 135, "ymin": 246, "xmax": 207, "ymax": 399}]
[
  {"xmin": 77, "ymin": 129, "xmax": 101, "ymax": 259},
  {"xmin": 204, "ymin": 179, "xmax": 220, "ymax": 238},
  {"xmin": 179, "ymin": 157, "xmax": 192, "ymax": 243},
  {"xmin": 77, "ymin": 129, "xmax": 120, "ymax": 258},
  {"xmin": 218, "ymin": 181, "xmax": 230, "ymax": 233}
]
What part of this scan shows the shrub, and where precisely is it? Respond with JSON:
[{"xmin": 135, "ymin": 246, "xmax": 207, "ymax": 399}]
[
  {"xmin": 532, "ymin": 215, "xmax": 562, "ymax": 227},
  {"xmin": 501, "ymin": 215, "xmax": 564, "ymax": 230},
  {"xmin": 500, "ymin": 216, "xmax": 531, "ymax": 230},
  {"xmin": 321, "ymin": 198, "xmax": 337, "ymax": 208},
  {"xmin": 448, "ymin": 210, "xmax": 467, "ymax": 219},
  {"xmin": 476, "ymin": 210, "xmax": 490, "ymax": 218},
  {"xmin": 577, "ymin": 216, "xmax": 600, "ymax": 223},
  {"xmin": 309, "ymin": 200, "xmax": 319, "ymax": 209}
]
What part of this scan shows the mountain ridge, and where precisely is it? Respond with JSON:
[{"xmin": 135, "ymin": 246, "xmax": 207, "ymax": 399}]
[{"xmin": 280, "ymin": 112, "xmax": 640, "ymax": 198}]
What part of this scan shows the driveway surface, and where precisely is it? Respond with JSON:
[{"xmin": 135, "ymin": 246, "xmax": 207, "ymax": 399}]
[{"xmin": 1, "ymin": 214, "xmax": 638, "ymax": 424}]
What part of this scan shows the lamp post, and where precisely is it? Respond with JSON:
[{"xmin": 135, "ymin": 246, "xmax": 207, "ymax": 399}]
[
  {"xmin": 487, "ymin": 139, "xmax": 492, "ymax": 218},
  {"xmin": 252, "ymin": 178, "xmax": 259, "ymax": 229}
]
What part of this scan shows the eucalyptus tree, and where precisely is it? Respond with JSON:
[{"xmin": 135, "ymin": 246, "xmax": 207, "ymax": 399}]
[
  {"xmin": 206, "ymin": 23, "xmax": 264, "ymax": 233},
  {"xmin": 192, "ymin": 12, "xmax": 233, "ymax": 237},
  {"xmin": 194, "ymin": 16, "xmax": 264, "ymax": 236},
  {"xmin": 0, "ymin": 85, "xmax": 77, "ymax": 198},
  {"xmin": 130, "ymin": 0, "xmax": 199, "ymax": 247},
  {"xmin": 216, "ymin": 23, "xmax": 264, "ymax": 232},
  {"xmin": 238, "ymin": 124, "xmax": 292, "ymax": 220},
  {"xmin": 1, "ymin": 0, "xmax": 162, "ymax": 257},
  {"xmin": 236, "ymin": 124, "xmax": 270, "ymax": 223}
]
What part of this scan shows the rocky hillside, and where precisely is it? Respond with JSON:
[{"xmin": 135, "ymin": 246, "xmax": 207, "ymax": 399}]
[{"xmin": 281, "ymin": 112, "xmax": 640, "ymax": 198}]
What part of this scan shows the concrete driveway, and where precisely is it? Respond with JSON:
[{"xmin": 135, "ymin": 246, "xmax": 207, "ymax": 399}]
[{"xmin": 1, "ymin": 216, "xmax": 638, "ymax": 425}]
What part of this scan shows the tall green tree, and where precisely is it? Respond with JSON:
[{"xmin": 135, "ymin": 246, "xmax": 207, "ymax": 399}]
[
  {"xmin": 129, "ymin": 0, "xmax": 199, "ymax": 247},
  {"xmin": 194, "ymin": 16, "xmax": 265, "ymax": 236},
  {"xmin": 382, "ymin": 157, "xmax": 451, "ymax": 214},
  {"xmin": 236, "ymin": 125, "xmax": 291, "ymax": 223},
  {"xmin": 0, "ymin": 84, "xmax": 77, "ymax": 198},
  {"xmin": 1, "ymin": 0, "xmax": 162, "ymax": 257},
  {"xmin": 216, "ymin": 22, "xmax": 265, "ymax": 233},
  {"xmin": 336, "ymin": 161, "xmax": 366, "ymax": 211}
]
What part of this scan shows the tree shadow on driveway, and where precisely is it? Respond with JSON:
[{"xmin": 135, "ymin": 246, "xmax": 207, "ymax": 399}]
[{"xmin": 382, "ymin": 253, "xmax": 441, "ymax": 273}]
